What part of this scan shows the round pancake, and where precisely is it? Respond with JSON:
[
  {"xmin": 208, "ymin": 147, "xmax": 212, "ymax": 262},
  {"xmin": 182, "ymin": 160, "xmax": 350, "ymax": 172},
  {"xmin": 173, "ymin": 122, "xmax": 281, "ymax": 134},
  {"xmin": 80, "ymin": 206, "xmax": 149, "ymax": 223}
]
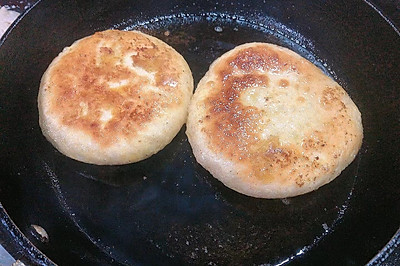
[
  {"xmin": 186, "ymin": 42, "xmax": 363, "ymax": 198},
  {"xmin": 38, "ymin": 30, "xmax": 193, "ymax": 165}
]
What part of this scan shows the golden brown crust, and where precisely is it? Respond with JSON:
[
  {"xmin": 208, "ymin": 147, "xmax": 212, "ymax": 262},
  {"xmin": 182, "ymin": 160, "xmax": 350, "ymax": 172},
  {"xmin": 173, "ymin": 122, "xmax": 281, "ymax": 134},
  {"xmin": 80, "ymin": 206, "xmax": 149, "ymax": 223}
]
[
  {"xmin": 46, "ymin": 30, "xmax": 185, "ymax": 147},
  {"xmin": 39, "ymin": 30, "xmax": 193, "ymax": 165},
  {"xmin": 187, "ymin": 43, "xmax": 363, "ymax": 198}
]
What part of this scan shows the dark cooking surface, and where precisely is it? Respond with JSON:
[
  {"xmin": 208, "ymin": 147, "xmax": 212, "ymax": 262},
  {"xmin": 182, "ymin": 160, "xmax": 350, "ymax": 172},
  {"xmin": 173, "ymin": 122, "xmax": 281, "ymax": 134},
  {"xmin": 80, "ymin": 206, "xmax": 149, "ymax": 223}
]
[{"xmin": 0, "ymin": 0, "xmax": 399, "ymax": 265}]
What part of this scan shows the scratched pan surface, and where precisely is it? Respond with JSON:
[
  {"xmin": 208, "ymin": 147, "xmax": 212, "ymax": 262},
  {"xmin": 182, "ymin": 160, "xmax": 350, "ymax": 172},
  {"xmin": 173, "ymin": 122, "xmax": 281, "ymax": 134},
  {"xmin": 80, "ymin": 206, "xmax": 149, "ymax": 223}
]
[{"xmin": 0, "ymin": 0, "xmax": 399, "ymax": 265}]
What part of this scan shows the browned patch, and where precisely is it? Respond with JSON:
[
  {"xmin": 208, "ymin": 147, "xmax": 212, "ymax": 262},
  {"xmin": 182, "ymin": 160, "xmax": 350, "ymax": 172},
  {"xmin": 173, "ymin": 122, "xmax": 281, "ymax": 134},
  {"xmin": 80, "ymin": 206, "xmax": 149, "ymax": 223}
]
[
  {"xmin": 227, "ymin": 46, "xmax": 297, "ymax": 74},
  {"xmin": 46, "ymin": 30, "xmax": 182, "ymax": 147},
  {"xmin": 297, "ymin": 96, "xmax": 305, "ymax": 103},
  {"xmin": 296, "ymin": 175, "xmax": 305, "ymax": 187},
  {"xmin": 100, "ymin": 46, "xmax": 113, "ymax": 54},
  {"xmin": 201, "ymin": 45, "xmax": 306, "ymax": 183},
  {"xmin": 279, "ymin": 79, "xmax": 289, "ymax": 87},
  {"xmin": 321, "ymin": 86, "xmax": 347, "ymax": 110},
  {"xmin": 301, "ymin": 131, "xmax": 327, "ymax": 150}
]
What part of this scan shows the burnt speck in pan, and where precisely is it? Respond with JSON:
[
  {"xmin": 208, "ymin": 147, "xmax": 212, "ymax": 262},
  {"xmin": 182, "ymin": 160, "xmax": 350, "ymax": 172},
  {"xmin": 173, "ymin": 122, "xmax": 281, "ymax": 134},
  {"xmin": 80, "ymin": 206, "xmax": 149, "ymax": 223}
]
[
  {"xmin": 30, "ymin": 224, "xmax": 49, "ymax": 243},
  {"xmin": 214, "ymin": 25, "xmax": 223, "ymax": 32}
]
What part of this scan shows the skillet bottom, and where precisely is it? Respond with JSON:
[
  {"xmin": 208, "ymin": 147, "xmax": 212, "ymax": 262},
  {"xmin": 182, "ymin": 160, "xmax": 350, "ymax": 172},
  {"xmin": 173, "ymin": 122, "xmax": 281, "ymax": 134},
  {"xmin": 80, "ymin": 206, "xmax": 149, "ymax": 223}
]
[{"xmin": 40, "ymin": 13, "xmax": 360, "ymax": 265}]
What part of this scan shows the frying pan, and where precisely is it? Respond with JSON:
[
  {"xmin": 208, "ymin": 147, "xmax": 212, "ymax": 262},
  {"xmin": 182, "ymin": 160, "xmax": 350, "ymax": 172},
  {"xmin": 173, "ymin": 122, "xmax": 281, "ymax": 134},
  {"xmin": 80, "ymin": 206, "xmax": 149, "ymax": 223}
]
[{"xmin": 0, "ymin": 0, "xmax": 399, "ymax": 265}]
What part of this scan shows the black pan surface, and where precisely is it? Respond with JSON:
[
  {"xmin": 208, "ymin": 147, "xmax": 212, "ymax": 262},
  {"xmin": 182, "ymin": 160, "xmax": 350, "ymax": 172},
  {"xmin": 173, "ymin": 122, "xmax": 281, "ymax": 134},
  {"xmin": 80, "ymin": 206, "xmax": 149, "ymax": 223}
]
[{"xmin": 0, "ymin": 0, "xmax": 399, "ymax": 265}]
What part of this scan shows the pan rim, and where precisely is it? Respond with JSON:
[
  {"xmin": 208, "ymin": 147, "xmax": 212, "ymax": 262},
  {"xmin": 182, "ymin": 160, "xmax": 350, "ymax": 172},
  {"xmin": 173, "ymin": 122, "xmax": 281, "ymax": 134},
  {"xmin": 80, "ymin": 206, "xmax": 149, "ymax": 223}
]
[
  {"xmin": 0, "ymin": 0, "xmax": 42, "ymax": 47},
  {"xmin": 363, "ymin": 0, "xmax": 400, "ymax": 36},
  {"xmin": 368, "ymin": 229, "xmax": 400, "ymax": 265}
]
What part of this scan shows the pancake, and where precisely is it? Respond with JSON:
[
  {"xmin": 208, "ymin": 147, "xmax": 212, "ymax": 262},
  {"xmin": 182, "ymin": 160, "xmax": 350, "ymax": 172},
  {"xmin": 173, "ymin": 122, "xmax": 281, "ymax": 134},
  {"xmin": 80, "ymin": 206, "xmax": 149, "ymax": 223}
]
[
  {"xmin": 38, "ymin": 30, "xmax": 193, "ymax": 165},
  {"xmin": 186, "ymin": 42, "xmax": 363, "ymax": 198}
]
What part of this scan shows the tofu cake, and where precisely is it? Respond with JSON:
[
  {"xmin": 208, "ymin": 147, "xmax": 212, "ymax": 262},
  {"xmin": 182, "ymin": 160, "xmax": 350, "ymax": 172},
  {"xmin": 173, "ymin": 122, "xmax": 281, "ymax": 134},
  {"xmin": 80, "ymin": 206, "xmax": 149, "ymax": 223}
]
[
  {"xmin": 186, "ymin": 42, "xmax": 363, "ymax": 198},
  {"xmin": 38, "ymin": 30, "xmax": 193, "ymax": 165}
]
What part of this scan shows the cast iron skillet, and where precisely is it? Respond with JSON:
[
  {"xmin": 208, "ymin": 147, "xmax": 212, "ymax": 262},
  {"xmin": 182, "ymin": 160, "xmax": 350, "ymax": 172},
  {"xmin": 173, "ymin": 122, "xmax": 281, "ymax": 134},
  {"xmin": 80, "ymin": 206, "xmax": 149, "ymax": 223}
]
[{"xmin": 0, "ymin": 0, "xmax": 399, "ymax": 265}]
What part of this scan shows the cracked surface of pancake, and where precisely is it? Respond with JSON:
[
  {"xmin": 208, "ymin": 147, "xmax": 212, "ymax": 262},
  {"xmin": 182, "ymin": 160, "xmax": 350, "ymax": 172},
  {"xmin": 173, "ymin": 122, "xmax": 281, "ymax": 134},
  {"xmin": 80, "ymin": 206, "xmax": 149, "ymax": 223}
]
[
  {"xmin": 186, "ymin": 42, "xmax": 363, "ymax": 198},
  {"xmin": 38, "ymin": 30, "xmax": 193, "ymax": 165}
]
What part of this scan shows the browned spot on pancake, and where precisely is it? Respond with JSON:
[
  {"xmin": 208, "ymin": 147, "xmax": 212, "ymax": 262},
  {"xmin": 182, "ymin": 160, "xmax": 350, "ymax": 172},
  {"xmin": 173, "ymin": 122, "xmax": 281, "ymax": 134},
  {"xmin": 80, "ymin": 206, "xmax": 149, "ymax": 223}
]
[
  {"xmin": 264, "ymin": 141, "xmax": 293, "ymax": 169},
  {"xmin": 302, "ymin": 131, "xmax": 327, "ymax": 150},
  {"xmin": 100, "ymin": 46, "xmax": 113, "ymax": 54},
  {"xmin": 227, "ymin": 46, "xmax": 297, "ymax": 74},
  {"xmin": 297, "ymin": 96, "xmax": 305, "ymax": 103},
  {"xmin": 321, "ymin": 86, "xmax": 347, "ymax": 110},
  {"xmin": 296, "ymin": 175, "xmax": 305, "ymax": 187},
  {"xmin": 206, "ymin": 81, "xmax": 215, "ymax": 88},
  {"xmin": 279, "ymin": 79, "xmax": 289, "ymax": 87},
  {"xmin": 47, "ymin": 30, "xmax": 182, "ymax": 147}
]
